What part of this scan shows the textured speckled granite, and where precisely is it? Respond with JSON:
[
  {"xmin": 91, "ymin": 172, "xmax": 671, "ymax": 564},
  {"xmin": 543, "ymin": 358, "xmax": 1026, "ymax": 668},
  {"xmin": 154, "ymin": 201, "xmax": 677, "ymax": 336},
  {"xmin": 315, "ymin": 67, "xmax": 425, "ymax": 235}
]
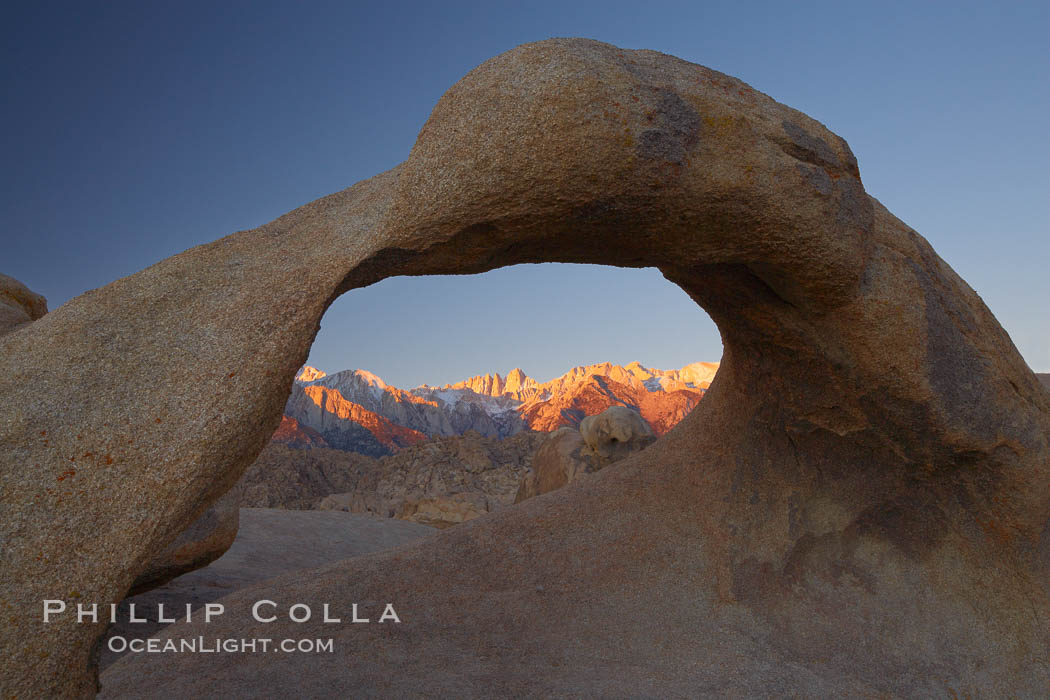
[
  {"xmin": 99, "ymin": 508, "xmax": 433, "ymax": 671},
  {"xmin": 2, "ymin": 39, "xmax": 1048, "ymax": 698},
  {"xmin": 0, "ymin": 273, "xmax": 47, "ymax": 335},
  {"xmin": 127, "ymin": 479, "xmax": 245, "ymax": 597}
]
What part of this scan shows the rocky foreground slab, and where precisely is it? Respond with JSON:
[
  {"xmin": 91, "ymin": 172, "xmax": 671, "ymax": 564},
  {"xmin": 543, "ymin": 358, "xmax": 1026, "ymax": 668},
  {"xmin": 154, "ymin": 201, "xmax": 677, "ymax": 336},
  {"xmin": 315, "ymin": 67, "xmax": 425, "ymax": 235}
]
[{"xmin": 99, "ymin": 508, "xmax": 433, "ymax": 671}]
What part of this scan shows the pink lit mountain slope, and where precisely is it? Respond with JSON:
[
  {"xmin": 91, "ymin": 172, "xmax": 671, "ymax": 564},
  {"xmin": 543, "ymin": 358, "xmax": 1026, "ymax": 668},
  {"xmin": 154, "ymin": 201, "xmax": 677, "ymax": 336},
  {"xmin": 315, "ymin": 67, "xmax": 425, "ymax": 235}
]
[{"xmin": 280, "ymin": 361, "xmax": 719, "ymax": 455}]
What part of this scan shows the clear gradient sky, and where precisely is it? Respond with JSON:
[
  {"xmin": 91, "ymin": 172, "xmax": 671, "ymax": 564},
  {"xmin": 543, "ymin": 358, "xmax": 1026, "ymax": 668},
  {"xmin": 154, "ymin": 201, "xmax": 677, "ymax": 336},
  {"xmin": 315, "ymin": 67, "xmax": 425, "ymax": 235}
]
[{"xmin": 2, "ymin": 1, "xmax": 1047, "ymax": 386}]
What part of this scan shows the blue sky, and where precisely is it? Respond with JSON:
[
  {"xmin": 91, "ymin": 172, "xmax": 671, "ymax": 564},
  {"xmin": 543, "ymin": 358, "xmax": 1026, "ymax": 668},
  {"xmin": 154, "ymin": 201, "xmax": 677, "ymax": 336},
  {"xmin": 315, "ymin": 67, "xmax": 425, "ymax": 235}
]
[{"xmin": 2, "ymin": 0, "xmax": 1047, "ymax": 385}]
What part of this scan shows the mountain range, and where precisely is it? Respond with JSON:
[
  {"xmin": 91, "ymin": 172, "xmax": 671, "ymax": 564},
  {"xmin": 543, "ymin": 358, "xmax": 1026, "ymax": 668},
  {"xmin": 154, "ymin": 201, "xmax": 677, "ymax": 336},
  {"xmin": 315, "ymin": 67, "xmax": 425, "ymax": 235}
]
[{"xmin": 278, "ymin": 361, "xmax": 719, "ymax": 457}]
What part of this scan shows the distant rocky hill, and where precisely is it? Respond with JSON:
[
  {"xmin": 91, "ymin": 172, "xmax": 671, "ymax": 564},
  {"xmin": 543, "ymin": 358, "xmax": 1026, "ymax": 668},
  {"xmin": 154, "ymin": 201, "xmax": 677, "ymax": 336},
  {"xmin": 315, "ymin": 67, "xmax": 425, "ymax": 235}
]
[
  {"xmin": 285, "ymin": 383, "xmax": 428, "ymax": 456},
  {"xmin": 284, "ymin": 360, "xmax": 718, "ymax": 456},
  {"xmin": 270, "ymin": 415, "xmax": 329, "ymax": 449},
  {"xmin": 242, "ymin": 431, "xmax": 547, "ymax": 527},
  {"xmin": 241, "ymin": 443, "xmax": 380, "ymax": 510}
]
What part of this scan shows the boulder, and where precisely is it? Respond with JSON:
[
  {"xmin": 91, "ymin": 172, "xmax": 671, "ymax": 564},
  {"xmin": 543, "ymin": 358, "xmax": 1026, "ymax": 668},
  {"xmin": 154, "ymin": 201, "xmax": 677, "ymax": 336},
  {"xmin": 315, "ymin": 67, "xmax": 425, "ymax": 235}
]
[
  {"xmin": 514, "ymin": 427, "xmax": 594, "ymax": 502},
  {"xmin": 322, "ymin": 490, "xmax": 490, "ymax": 530},
  {"xmin": 516, "ymin": 409, "xmax": 657, "ymax": 503},
  {"xmin": 579, "ymin": 405, "xmax": 656, "ymax": 467},
  {"xmin": 316, "ymin": 491, "xmax": 365, "ymax": 512},
  {"xmin": 0, "ymin": 273, "xmax": 47, "ymax": 335},
  {"xmin": 1, "ymin": 39, "xmax": 1047, "ymax": 697},
  {"xmin": 395, "ymin": 493, "xmax": 488, "ymax": 529}
]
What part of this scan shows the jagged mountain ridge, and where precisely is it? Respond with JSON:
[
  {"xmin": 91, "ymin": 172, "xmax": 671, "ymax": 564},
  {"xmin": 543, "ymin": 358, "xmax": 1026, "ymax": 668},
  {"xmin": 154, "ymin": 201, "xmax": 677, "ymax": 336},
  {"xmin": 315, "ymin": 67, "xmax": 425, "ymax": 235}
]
[
  {"xmin": 422, "ymin": 360, "xmax": 719, "ymax": 403},
  {"xmin": 283, "ymin": 383, "xmax": 429, "ymax": 457},
  {"xmin": 284, "ymin": 360, "xmax": 718, "ymax": 456}
]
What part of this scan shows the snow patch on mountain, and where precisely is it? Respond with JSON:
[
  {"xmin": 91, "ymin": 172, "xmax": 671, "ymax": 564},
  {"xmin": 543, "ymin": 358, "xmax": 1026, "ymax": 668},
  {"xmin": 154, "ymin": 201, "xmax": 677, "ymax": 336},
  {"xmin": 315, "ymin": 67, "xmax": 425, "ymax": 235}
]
[{"xmin": 285, "ymin": 361, "xmax": 719, "ymax": 454}]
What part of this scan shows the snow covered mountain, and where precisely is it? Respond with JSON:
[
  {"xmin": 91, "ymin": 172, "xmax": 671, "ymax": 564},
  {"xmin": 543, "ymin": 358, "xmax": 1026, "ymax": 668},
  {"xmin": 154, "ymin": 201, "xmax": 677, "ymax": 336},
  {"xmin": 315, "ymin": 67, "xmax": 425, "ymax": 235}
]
[{"xmin": 284, "ymin": 361, "xmax": 718, "ymax": 456}]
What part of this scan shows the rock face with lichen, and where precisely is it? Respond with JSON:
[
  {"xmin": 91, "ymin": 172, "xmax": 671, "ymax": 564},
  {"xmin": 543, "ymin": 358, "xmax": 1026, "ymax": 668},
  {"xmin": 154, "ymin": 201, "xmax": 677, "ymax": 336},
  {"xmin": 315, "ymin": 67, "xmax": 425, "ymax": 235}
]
[{"xmin": 1, "ymin": 38, "xmax": 1048, "ymax": 698}]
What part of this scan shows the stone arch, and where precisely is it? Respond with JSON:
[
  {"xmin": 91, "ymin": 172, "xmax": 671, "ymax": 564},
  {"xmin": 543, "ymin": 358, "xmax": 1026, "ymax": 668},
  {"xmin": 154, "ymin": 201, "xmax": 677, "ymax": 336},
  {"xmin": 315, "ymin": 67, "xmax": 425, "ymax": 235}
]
[{"xmin": 1, "ymin": 38, "xmax": 1047, "ymax": 697}]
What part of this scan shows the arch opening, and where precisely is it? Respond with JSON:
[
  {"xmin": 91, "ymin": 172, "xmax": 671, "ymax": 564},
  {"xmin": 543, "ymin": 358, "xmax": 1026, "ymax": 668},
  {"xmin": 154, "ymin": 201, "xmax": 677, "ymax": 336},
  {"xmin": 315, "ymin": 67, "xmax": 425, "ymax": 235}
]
[{"xmin": 247, "ymin": 262, "xmax": 723, "ymax": 526}]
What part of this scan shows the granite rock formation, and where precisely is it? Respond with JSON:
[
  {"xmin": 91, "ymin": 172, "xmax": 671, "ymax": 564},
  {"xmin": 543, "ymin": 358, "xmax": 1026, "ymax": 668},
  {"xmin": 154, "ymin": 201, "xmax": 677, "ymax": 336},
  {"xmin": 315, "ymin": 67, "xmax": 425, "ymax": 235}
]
[
  {"xmin": 242, "ymin": 430, "xmax": 544, "ymax": 526},
  {"xmin": 516, "ymin": 407, "xmax": 657, "ymax": 503},
  {"xmin": 513, "ymin": 427, "xmax": 593, "ymax": 502},
  {"xmin": 1, "ymin": 38, "xmax": 1047, "ymax": 698},
  {"xmin": 0, "ymin": 273, "xmax": 47, "ymax": 335},
  {"xmin": 392, "ymin": 493, "xmax": 489, "ymax": 529},
  {"xmin": 419, "ymin": 360, "xmax": 716, "ymax": 405},
  {"xmin": 295, "ymin": 365, "xmax": 327, "ymax": 382},
  {"xmin": 516, "ymin": 371, "xmax": 704, "ymax": 434},
  {"xmin": 128, "ymin": 479, "xmax": 244, "ymax": 596},
  {"xmin": 101, "ymin": 509, "xmax": 434, "ymax": 670},
  {"xmin": 239, "ymin": 443, "xmax": 379, "ymax": 510},
  {"xmin": 0, "ymin": 274, "xmax": 239, "ymax": 599},
  {"xmin": 290, "ymin": 369, "xmax": 467, "ymax": 441},
  {"xmin": 578, "ymin": 405, "xmax": 656, "ymax": 466},
  {"xmin": 314, "ymin": 430, "xmax": 546, "ymax": 527}
]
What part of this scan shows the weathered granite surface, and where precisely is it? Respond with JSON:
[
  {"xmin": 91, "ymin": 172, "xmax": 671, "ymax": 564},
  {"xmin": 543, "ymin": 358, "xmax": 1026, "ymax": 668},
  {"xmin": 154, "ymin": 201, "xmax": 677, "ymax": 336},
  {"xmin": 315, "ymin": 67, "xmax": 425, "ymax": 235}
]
[
  {"xmin": 127, "ymin": 480, "xmax": 244, "ymax": 596},
  {"xmin": 515, "ymin": 407, "xmax": 657, "ymax": 503},
  {"xmin": 579, "ymin": 405, "xmax": 656, "ymax": 467},
  {"xmin": 514, "ymin": 427, "xmax": 594, "ymax": 502},
  {"xmin": 0, "ymin": 273, "xmax": 47, "ymax": 335},
  {"xmin": 100, "ymin": 508, "xmax": 433, "ymax": 670},
  {"xmin": 1, "ymin": 39, "xmax": 1047, "ymax": 698}
]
